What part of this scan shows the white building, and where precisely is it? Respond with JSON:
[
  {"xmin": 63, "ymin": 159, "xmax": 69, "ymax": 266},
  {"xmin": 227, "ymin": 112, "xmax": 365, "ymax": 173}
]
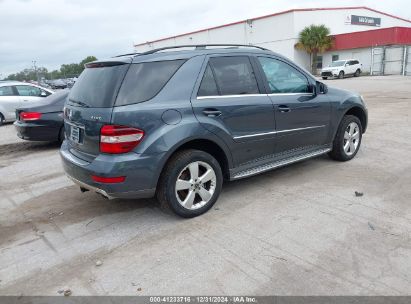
[{"xmin": 134, "ymin": 7, "xmax": 411, "ymax": 75}]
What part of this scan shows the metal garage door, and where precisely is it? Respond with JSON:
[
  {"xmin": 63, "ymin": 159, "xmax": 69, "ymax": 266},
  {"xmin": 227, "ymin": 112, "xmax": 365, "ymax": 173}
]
[
  {"xmin": 371, "ymin": 47, "xmax": 384, "ymax": 75},
  {"xmin": 371, "ymin": 45, "xmax": 410, "ymax": 76},
  {"xmin": 406, "ymin": 46, "xmax": 411, "ymax": 76}
]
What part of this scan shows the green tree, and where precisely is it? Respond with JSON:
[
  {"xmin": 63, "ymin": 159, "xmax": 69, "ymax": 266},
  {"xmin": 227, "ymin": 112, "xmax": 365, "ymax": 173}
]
[
  {"xmin": 4, "ymin": 55, "xmax": 98, "ymax": 81},
  {"xmin": 80, "ymin": 56, "xmax": 97, "ymax": 67},
  {"xmin": 295, "ymin": 24, "xmax": 333, "ymax": 74}
]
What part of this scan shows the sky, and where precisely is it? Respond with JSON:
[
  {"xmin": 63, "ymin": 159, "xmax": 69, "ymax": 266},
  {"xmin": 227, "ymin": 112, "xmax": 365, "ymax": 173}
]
[{"xmin": 1, "ymin": 0, "xmax": 410, "ymax": 77}]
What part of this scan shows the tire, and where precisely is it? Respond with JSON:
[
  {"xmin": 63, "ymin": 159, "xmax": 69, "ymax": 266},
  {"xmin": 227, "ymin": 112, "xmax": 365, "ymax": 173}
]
[
  {"xmin": 0, "ymin": 113, "xmax": 4, "ymax": 126},
  {"xmin": 322, "ymin": 77, "xmax": 328, "ymax": 80},
  {"xmin": 329, "ymin": 115, "xmax": 362, "ymax": 162},
  {"xmin": 338, "ymin": 71, "xmax": 344, "ymax": 79},
  {"xmin": 156, "ymin": 149, "xmax": 223, "ymax": 218},
  {"xmin": 354, "ymin": 69, "xmax": 361, "ymax": 77}
]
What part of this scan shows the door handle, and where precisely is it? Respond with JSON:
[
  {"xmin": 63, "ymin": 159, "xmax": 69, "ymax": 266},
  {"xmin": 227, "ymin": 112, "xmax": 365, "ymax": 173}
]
[
  {"xmin": 278, "ymin": 105, "xmax": 291, "ymax": 113},
  {"xmin": 203, "ymin": 109, "xmax": 222, "ymax": 117}
]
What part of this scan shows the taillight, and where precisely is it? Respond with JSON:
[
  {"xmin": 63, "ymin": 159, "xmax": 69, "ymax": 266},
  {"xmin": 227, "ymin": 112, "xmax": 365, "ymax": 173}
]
[
  {"xmin": 20, "ymin": 112, "xmax": 42, "ymax": 121},
  {"xmin": 92, "ymin": 175, "xmax": 126, "ymax": 183},
  {"xmin": 100, "ymin": 125, "xmax": 144, "ymax": 154}
]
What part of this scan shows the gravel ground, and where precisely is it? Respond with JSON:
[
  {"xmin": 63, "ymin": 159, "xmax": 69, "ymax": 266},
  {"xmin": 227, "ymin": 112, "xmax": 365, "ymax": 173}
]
[{"xmin": 0, "ymin": 75, "xmax": 410, "ymax": 296}]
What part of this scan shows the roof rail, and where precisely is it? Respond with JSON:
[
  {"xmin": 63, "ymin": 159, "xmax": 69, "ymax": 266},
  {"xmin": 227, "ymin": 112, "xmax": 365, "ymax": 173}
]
[{"xmin": 140, "ymin": 44, "xmax": 270, "ymax": 55}]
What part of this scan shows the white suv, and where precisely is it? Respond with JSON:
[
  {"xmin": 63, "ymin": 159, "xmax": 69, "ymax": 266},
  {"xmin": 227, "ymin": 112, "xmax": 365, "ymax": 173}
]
[{"xmin": 321, "ymin": 59, "xmax": 362, "ymax": 80}]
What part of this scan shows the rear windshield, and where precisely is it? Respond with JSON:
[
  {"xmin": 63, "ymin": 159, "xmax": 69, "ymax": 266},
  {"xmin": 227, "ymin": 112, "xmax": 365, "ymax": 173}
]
[
  {"xmin": 115, "ymin": 60, "xmax": 185, "ymax": 106},
  {"xmin": 68, "ymin": 64, "xmax": 128, "ymax": 108}
]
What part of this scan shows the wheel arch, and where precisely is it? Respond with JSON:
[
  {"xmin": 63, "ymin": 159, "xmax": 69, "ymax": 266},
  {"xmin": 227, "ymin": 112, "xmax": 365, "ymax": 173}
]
[
  {"xmin": 153, "ymin": 137, "xmax": 233, "ymax": 191},
  {"xmin": 343, "ymin": 106, "xmax": 367, "ymax": 133}
]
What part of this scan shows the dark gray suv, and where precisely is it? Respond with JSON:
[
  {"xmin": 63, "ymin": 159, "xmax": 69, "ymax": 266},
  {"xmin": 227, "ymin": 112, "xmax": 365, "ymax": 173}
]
[{"xmin": 60, "ymin": 44, "xmax": 368, "ymax": 217}]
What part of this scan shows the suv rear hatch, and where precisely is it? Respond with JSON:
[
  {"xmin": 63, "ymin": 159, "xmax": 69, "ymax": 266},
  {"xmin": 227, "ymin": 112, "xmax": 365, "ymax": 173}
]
[{"xmin": 64, "ymin": 60, "xmax": 130, "ymax": 161}]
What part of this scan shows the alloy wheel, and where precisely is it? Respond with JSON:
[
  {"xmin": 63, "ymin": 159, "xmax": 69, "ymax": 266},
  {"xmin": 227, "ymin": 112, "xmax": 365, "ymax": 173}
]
[
  {"xmin": 175, "ymin": 161, "xmax": 217, "ymax": 210},
  {"xmin": 343, "ymin": 122, "xmax": 360, "ymax": 156}
]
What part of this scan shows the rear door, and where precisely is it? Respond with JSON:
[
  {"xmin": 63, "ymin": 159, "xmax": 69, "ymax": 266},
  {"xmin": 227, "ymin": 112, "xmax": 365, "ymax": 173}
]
[
  {"xmin": 191, "ymin": 55, "xmax": 276, "ymax": 166},
  {"xmin": 15, "ymin": 85, "xmax": 44, "ymax": 103},
  {"xmin": 256, "ymin": 56, "xmax": 331, "ymax": 155},
  {"xmin": 346, "ymin": 60, "xmax": 355, "ymax": 74},
  {"xmin": 64, "ymin": 63, "xmax": 130, "ymax": 160}
]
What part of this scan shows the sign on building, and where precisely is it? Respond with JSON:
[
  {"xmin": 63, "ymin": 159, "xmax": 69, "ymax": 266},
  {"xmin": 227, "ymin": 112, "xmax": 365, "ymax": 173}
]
[{"xmin": 349, "ymin": 15, "xmax": 381, "ymax": 26}]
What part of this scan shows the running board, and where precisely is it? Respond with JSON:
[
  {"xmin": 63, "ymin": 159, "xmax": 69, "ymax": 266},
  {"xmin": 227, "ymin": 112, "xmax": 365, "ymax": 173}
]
[{"xmin": 232, "ymin": 148, "xmax": 331, "ymax": 180}]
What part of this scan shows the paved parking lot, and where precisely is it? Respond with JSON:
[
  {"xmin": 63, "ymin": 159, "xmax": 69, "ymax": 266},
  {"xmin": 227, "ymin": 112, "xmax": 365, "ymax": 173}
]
[{"xmin": 0, "ymin": 76, "xmax": 410, "ymax": 296}]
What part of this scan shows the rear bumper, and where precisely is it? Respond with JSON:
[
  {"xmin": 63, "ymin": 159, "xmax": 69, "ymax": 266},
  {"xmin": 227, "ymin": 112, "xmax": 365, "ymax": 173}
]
[
  {"xmin": 14, "ymin": 121, "xmax": 60, "ymax": 141},
  {"xmin": 60, "ymin": 141, "xmax": 162, "ymax": 199}
]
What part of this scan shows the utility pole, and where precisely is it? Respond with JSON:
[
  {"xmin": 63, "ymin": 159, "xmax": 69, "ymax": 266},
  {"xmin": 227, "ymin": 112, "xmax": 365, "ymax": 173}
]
[{"xmin": 32, "ymin": 60, "xmax": 40, "ymax": 83}]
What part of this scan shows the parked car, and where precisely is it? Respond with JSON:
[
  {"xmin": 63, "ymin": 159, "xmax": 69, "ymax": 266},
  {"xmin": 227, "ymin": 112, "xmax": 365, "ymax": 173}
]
[
  {"xmin": 49, "ymin": 79, "xmax": 67, "ymax": 89},
  {"xmin": 14, "ymin": 90, "xmax": 68, "ymax": 142},
  {"xmin": 321, "ymin": 59, "xmax": 362, "ymax": 79},
  {"xmin": 61, "ymin": 44, "xmax": 368, "ymax": 218},
  {"xmin": 0, "ymin": 81, "xmax": 54, "ymax": 126}
]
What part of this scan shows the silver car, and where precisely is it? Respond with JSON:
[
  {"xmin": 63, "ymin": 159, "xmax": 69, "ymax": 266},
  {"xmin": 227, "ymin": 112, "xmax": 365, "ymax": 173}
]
[{"xmin": 0, "ymin": 81, "xmax": 54, "ymax": 125}]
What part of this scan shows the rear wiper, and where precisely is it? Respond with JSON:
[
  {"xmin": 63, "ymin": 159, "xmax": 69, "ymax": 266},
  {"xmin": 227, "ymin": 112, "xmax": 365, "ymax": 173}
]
[{"xmin": 68, "ymin": 99, "xmax": 89, "ymax": 108}]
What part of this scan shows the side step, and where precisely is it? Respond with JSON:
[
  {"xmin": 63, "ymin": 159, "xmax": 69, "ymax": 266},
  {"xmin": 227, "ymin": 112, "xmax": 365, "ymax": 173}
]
[{"xmin": 232, "ymin": 147, "xmax": 331, "ymax": 180}]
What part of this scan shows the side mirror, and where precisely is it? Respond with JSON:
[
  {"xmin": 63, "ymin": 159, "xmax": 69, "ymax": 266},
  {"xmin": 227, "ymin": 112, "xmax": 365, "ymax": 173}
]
[
  {"xmin": 40, "ymin": 91, "xmax": 47, "ymax": 97},
  {"xmin": 345, "ymin": 63, "xmax": 349, "ymax": 67},
  {"xmin": 316, "ymin": 81, "xmax": 328, "ymax": 94},
  {"xmin": 307, "ymin": 84, "xmax": 316, "ymax": 95}
]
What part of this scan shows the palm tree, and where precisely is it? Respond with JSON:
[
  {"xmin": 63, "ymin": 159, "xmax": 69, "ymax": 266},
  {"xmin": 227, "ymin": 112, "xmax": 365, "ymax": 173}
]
[{"xmin": 295, "ymin": 25, "xmax": 333, "ymax": 74}]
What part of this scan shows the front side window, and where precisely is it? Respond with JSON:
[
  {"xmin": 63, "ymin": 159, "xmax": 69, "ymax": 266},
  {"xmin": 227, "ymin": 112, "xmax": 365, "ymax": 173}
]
[
  {"xmin": 116, "ymin": 60, "xmax": 186, "ymax": 106},
  {"xmin": 15, "ymin": 85, "xmax": 42, "ymax": 97},
  {"xmin": 208, "ymin": 56, "xmax": 259, "ymax": 96},
  {"xmin": 0, "ymin": 86, "xmax": 15, "ymax": 96},
  {"xmin": 258, "ymin": 57, "xmax": 309, "ymax": 94}
]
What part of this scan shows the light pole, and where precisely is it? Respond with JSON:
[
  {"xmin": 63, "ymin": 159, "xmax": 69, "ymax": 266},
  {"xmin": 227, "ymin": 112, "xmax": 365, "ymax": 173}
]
[{"xmin": 32, "ymin": 60, "xmax": 39, "ymax": 83}]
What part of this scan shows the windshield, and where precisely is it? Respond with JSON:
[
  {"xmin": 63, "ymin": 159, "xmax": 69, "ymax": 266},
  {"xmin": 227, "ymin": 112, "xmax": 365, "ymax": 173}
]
[
  {"xmin": 329, "ymin": 60, "xmax": 346, "ymax": 67},
  {"xmin": 68, "ymin": 64, "xmax": 128, "ymax": 108}
]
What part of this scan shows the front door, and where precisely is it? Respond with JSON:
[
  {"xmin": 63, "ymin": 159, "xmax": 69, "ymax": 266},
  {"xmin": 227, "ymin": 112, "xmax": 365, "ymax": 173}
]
[
  {"xmin": 256, "ymin": 56, "xmax": 331, "ymax": 156},
  {"xmin": 191, "ymin": 55, "xmax": 276, "ymax": 166}
]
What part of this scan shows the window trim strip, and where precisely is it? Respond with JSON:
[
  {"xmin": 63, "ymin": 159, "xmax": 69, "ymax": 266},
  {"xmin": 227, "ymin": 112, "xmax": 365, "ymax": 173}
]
[{"xmin": 196, "ymin": 92, "xmax": 313, "ymax": 99}]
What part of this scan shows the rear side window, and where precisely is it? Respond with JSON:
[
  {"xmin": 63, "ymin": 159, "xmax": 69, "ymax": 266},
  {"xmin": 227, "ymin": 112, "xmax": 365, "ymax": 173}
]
[
  {"xmin": 198, "ymin": 65, "xmax": 219, "ymax": 96},
  {"xmin": 208, "ymin": 56, "xmax": 259, "ymax": 95},
  {"xmin": 15, "ymin": 85, "xmax": 42, "ymax": 97},
  {"xmin": 0, "ymin": 86, "xmax": 15, "ymax": 96},
  {"xmin": 116, "ymin": 60, "xmax": 186, "ymax": 106},
  {"xmin": 69, "ymin": 64, "xmax": 128, "ymax": 108}
]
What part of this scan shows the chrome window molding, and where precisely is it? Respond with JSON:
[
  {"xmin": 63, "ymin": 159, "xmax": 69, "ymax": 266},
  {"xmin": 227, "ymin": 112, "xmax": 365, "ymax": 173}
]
[
  {"xmin": 233, "ymin": 125, "xmax": 325, "ymax": 140},
  {"xmin": 268, "ymin": 92, "xmax": 314, "ymax": 97},
  {"xmin": 196, "ymin": 92, "xmax": 314, "ymax": 99},
  {"xmin": 196, "ymin": 94, "xmax": 265, "ymax": 100}
]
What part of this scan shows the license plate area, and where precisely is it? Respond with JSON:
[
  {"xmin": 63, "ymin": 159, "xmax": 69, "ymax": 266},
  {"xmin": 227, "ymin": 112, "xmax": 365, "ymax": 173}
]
[{"xmin": 69, "ymin": 125, "xmax": 82, "ymax": 144}]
